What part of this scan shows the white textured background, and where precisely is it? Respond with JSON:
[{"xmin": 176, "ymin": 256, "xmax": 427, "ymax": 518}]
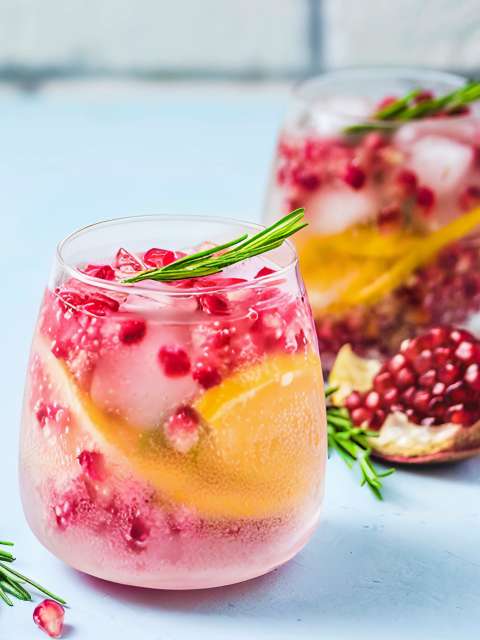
[{"xmin": 0, "ymin": 0, "xmax": 480, "ymax": 78}]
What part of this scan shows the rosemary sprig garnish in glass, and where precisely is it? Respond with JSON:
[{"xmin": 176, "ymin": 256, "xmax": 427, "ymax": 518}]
[
  {"xmin": 123, "ymin": 209, "xmax": 307, "ymax": 283},
  {"xmin": 344, "ymin": 79, "xmax": 480, "ymax": 134},
  {"xmin": 0, "ymin": 541, "xmax": 65, "ymax": 607},
  {"xmin": 325, "ymin": 388, "xmax": 395, "ymax": 500}
]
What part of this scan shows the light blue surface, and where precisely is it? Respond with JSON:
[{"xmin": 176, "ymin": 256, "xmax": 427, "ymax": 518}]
[{"xmin": 0, "ymin": 86, "xmax": 479, "ymax": 640}]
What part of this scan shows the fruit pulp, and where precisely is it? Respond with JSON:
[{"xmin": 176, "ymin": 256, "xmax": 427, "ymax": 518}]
[
  {"xmin": 20, "ymin": 241, "xmax": 326, "ymax": 589},
  {"xmin": 265, "ymin": 75, "xmax": 480, "ymax": 373}
]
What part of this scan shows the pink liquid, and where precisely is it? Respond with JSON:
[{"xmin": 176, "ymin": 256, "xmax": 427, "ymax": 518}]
[{"xmin": 20, "ymin": 244, "xmax": 326, "ymax": 588}]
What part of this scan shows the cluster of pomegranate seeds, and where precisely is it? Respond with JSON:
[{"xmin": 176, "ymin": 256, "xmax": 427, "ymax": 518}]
[
  {"xmin": 33, "ymin": 600, "xmax": 65, "ymax": 638},
  {"xmin": 346, "ymin": 327, "xmax": 480, "ymax": 429}
]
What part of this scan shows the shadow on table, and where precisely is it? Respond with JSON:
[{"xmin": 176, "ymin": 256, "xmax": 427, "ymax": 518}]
[
  {"xmin": 70, "ymin": 517, "xmax": 479, "ymax": 631},
  {"xmin": 390, "ymin": 454, "xmax": 480, "ymax": 485}
]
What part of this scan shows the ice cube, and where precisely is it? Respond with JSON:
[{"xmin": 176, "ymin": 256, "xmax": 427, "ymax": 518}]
[
  {"xmin": 90, "ymin": 323, "xmax": 199, "ymax": 430},
  {"xmin": 310, "ymin": 96, "xmax": 375, "ymax": 137},
  {"xmin": 305, "ymin": 185, "xmax": 377, "ymax": 235}
]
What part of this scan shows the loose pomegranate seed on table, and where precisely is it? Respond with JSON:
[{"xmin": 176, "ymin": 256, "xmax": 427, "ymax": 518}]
[{"xmin": 33, "ymin": 600, "xmax": 65, "ymax": 638}]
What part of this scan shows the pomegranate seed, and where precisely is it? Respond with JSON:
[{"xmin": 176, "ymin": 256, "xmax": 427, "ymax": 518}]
[
  {"xmin": 390, "ymin": 404, "xmax": 405, "ymax": 413},
  {"xmin": 428, "ymin": 396, "xmax": 446, "ymax": 418},
  {"xmin": 294, "ymin": 170, "xmax": 321, "ymax": 191},
  {"xmin": 396, "ymin": 169, "xmax": 418, "ymax": 196},
  {"xmin": 445, "ymin": 404, "xmax": 472, "ymax": 425},
  {"xmin": 416, "ymin": 186, "xmax": 435, "ymax": 215},
  {"xmin": 373, "ymin": 371, "xmax": 394, "ymax": 393},
  {"xmin": 115, "ymin": 247, "xmax": 145, "ymax": 271},
  {"xmin": 343, "ymin": 165, "xmax": 366, "ymax": 190},
  {"xmin": 449, "ymin": 329, "xmax": 473, "ymax": 344},
  {"xmin": 33, "ymin": 599, "xmax": 65, "ymax": 638},
  {"xmin": 465, "ymin": 363, "xmax": 480, "ymax": 390},
  {"xmin": 192, "ymin": 362, "xmax": 222, "ymax": 389},
  {"xmin": 432, "ymin": 381, "xmax": 446, "ymax": 396},
  {"xmin": 167, "ymin": 407, "xmax": 198, "ymax": 434},
  {"xmin": 413, "ymin": 389, "xmax": 431, "ymax": 413},
  {"xmin": 77, "ymin": 451, "xmax": 104, "ymax": 481},
  {"xmin": 414, "ymin": 90, "xmax": 434, "ymax": 103},
  {"xmin": 370, "ymin": 409, "xmax": 386, "ymax": 430},
  {"xmin": 459, "ymin": 185, "xmax": 480, "ymax": 212},
  {"xmin": 418, "ymin": 369, "xmax": 436, "ymax": 388},
  {"xmin": 255, "ymin": 267, "xmax": 276, "ymax": 279},
  {"xmin": 405, "ymin": 408, "xmax": 422, "ymax": 424},
  {"xmin": 346, "ymin": 391, "xmax": 362, "ymax": 411},
  {"xmin": 158, "ymin": 346, "xmax": 191, "ymax": 377},
  {"xmin": 395, "ymin": 366, "xmax": 416, "ymax": 390},
  {"xmin": 377, "ymin": 202, "xmax": 402, "ymax": 236},
  {"xmin": 401, "ymin": 385, "xmax": 416, "ymax": 406},
  {"xmin": 421, "ymin": 416, "xmax": 437, "ymax": 427},
  {"xmin": 364, "ymin": 391, "xmax": 380, "ymax": 410},
  {"xmin": 377, "ymin": 95, "xmax": 398, "ymax": 110},
  {"xmin": 432, "ymin": 346, "xmax": 451, "ymax": 366},
  {"xmin": 412, "ymin": 350, "xmax": 433, "ymax": 374},
  {"xmin": 83, "ymin": 264, "xmax": 116, "ymax": 281},
  {"xmin": 351, "ymin": 407, "xmax": 373, "ymax": 426},
  {"xmin": 455, "ymin": 341, "xmax": 479, "ymax": 364},
  {"xmin": 57, "ymin": 290, "xmax": 88, "ymax": 312},
  {"xmin": 428, "ymin": 327, "xmax": 449, "ymax": 347},
  {"xmin": 144, "ymin": 248, "xmax": 176, "ymax": 268},
  {"xmin": 201, "ymin": 294, "xmax": 231, "ymax": 316},
  {"xmin": 402, "ymin": 335, "xmax": 432, "ymax": 360},
  {"xmin": 381, "ymin": 387, "xmax": 399, "ymax": 408},
  {"xmin": 445, "ymin": 381, "xmax": 470, "ymax": 404},
  {"xmin": 438, "ymin": 363, "xmax": 460, "ymax": 385},
  {"xmin": 119, "ymin": 319, "xmax": 146, "ymax": 344},
  {"xmin": 88, "ymin": 292, "xmax": 120, "ymax": 312},
  {"xmin": 388, "ymin": 353, "xmax": 407, "ymax": 374},
  {"xmin": 129, "ymin": 516, "xmax": 150, "ymax": 542},
  {"xmin": 363, "ymin": 132, "xmax": 386, "ymax": 151}
]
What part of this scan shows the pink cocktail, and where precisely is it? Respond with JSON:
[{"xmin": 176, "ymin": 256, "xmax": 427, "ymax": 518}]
[
  {"xmin": 265, "ymin": 70, "xmax": 480, "ymax": 374},
  {"xmin": 20, "ymin": 215, "xmax": 326, "ymax": 589}
]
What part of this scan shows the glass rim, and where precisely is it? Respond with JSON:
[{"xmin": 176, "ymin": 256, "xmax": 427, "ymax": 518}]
[
  {"xmin": 56, "ymin": 214, "xmax": 299, "ymax": 297},
  {"xmin": 292, "ymin": 67, "xmax": 474, "ymax": 128}
]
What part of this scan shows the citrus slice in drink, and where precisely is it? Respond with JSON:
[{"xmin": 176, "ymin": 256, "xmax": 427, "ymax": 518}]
[{"xmin": 32, "ymin": 335, "xmax": 325, "ymax": 520}]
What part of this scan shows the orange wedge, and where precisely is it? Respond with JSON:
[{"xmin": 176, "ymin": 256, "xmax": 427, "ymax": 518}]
[{"xmin": 32, "ymin": 336, "xmax": 326, "ymax": 520}]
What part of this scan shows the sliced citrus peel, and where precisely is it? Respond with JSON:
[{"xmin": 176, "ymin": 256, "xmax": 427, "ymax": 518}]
[
  {"xmin": 298, "ymin": 203, "xmax": 480, "ymax": 313},
  {"xmin": 329, "ymin": 344, "xmax": 480, "ymax": 463}
]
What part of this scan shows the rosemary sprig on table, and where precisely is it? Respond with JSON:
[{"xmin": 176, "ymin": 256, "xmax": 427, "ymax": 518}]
[
  {"xmin": 124, "ymin": 209, "xmax": 307, "ymax": 283},
  {"xmin": 325, "ymin": 388, "xmax": 395, "ymax": 500},
  {"xmin": 344, "ymin": 80, "xmax": 480, "ymax": 134},
  {"xmin": 0, "ymin": 541, "xmax": 65, "ymax": 607}
]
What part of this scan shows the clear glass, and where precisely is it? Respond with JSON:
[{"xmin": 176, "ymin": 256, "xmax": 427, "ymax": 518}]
[
  {"xmin": 19, "ymin": 215, "xmax": 327, "ymax": 589},
  {"xmin": 265, "ymin": 69, "xmax": 480, "ymax": 373}
]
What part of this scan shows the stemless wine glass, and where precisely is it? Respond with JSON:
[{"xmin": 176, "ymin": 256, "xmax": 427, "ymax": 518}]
[
  {"xmin": 20, "ymin": 215, "xmax": 327, "ymax": 589},
  {"xmin": 265, "ymin": 69, "xmax": 480, "ymax": 374}
]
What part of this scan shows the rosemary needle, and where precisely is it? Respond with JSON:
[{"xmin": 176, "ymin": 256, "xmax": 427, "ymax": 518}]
[
  {"xmin": 123, "ymin": 209, "xmax": 308, "ymax": 283},
  {"xmin": 0, "ymin": 541, "xmax": 65, "ymax": 607},
  {"xmin": 326, "ymin": 387, "xmax": 395, "ymax": 499}
]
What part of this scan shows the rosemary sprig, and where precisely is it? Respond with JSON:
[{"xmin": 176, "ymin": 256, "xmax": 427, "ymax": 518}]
[
  {"xmin": 326, "ymin": 387, "xmax": 395, "ymax": 499},
  {"xmin": 123, "ymin": 209, "xmax": 308, "ymax": 283},
  {"xmin": 344, "ymin": 80, "xmax": 480, "ymax": 134},
  {"xmin": 0, "ymin": 541, "xmax": 65, "ymax": 607}
]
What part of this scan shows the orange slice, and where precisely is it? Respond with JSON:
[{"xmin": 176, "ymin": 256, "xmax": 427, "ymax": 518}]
[{"xmin": 32, "ymin": 336, "xmax": 326, "ymax": 520}]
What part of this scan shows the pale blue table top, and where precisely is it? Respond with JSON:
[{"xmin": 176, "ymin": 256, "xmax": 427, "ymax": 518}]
[{"xmin": 0, "ymin": 82, "xmax": 479, "ymax": 640}]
